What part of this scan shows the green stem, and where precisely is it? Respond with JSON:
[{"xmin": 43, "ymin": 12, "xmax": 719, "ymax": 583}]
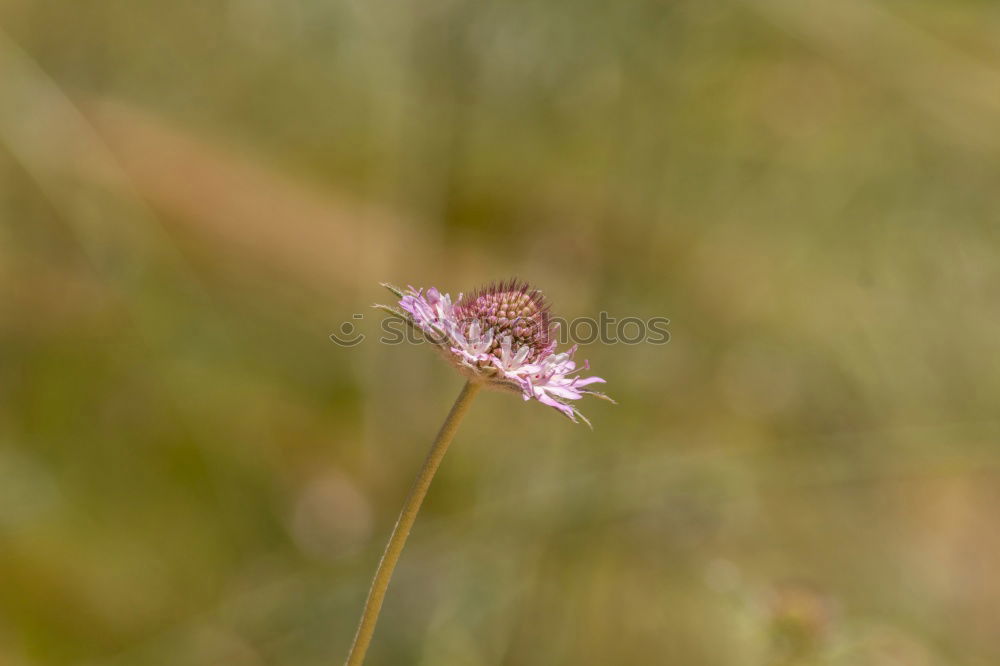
[{"xmin": 344, "ymin": 380, "xmax": 482, "ymax": 666}]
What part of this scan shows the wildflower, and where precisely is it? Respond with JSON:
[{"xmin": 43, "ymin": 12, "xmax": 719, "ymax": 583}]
[
  {"xmin": 347, "ymin": 280, "xmax": 615, "ymax": 666},
  {"xmin": 376, "ymin": 279, "xmax": 613, "ymax": 425}
]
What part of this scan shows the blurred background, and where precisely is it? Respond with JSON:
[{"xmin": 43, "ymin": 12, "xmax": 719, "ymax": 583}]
[{"xmin": 2, "ymin": 0, "xmax": 1000, "ymax": 664}]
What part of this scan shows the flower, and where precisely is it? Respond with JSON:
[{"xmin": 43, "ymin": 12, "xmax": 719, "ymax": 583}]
[{"xmin": 376, "ymin": 279, "xmax": 613, "ymax": 425}]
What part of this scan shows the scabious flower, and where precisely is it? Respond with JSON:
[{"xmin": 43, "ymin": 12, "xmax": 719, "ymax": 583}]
[{"xmin": 376, "ymin": 279, "xmax": 612, "ymax": 425}]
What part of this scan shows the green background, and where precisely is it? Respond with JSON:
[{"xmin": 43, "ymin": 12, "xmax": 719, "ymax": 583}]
[{"xmin": 2, "ymin": 0, "xmax": 999, "ymax": 664}]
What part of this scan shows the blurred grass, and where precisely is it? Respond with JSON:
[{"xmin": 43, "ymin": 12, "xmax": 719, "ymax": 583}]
[{"xmin": 2, "ymin": 0, "xmax": 1000, "ymax": 664}]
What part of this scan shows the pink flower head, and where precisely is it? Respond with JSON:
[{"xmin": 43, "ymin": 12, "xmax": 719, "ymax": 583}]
[{"xmin": 378, "ymin": 280, "xmax": 613, "ymax": 425}]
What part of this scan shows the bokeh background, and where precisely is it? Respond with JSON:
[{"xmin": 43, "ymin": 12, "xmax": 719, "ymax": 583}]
[{"xmin": 3, "ymin": 0, "xmax": 1000, "ymax": 664}]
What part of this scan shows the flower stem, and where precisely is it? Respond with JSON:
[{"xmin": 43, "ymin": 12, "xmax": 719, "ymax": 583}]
[{"xmin": 344, "ymin": 380, "xmax": 482, "ymax": 666}]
